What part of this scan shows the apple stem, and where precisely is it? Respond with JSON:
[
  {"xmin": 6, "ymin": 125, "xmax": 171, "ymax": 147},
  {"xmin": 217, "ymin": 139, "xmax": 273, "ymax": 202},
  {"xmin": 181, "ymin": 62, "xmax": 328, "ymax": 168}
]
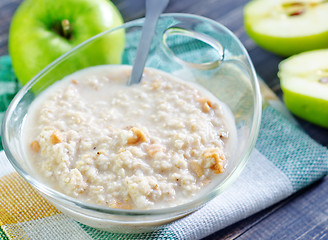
[{"xmin": 61, "ymin": 19, "xmax": 72, "ymax": 40}]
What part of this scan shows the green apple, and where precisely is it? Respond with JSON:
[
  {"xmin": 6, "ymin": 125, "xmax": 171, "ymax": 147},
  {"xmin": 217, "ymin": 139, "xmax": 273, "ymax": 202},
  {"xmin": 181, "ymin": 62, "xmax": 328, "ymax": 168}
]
[
  {"xmin": 278, "ymin": 49, "xmax": 328, "ymax": 128},
  {"xmin": 9, "ymin": 0, "xmax": 124, "ymax": 86},
  {"xmin": 244, "ymin": 0, "xmax": 328, "ymax": 56}
]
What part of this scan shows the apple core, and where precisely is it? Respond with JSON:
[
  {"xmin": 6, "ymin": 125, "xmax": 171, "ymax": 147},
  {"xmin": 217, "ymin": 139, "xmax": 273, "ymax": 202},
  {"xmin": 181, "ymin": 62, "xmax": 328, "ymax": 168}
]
[{"xmin": 244, "ymin": 0, "xmax": 328, "ymax": 56}]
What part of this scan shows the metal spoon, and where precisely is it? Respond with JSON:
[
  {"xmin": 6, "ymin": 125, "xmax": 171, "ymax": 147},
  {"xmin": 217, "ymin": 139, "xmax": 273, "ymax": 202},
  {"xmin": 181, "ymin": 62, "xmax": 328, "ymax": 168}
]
[{"xmin": 128, "ymin": 0, "xmax": 170, "ymax": 85}]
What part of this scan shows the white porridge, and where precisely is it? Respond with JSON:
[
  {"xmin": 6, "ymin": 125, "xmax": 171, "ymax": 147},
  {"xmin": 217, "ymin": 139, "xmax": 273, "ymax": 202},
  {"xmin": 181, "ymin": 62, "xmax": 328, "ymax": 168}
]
[{"xmin": 23, "ymin": 65, "xmax": 236, "ymax": 210}]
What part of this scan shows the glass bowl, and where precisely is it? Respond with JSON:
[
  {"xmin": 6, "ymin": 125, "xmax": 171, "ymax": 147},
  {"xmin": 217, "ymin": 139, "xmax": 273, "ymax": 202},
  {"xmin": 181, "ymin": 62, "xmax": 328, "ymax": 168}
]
[{"xmin": 2, "ymin": 13, "xmax": 261, "ymax": 233}]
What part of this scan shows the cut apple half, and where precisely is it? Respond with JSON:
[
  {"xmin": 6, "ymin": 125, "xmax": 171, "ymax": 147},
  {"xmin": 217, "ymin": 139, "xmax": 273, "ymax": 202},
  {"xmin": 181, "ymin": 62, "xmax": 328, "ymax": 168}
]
[
  {"xmin": 244, "ymin": 0, "xmax": 328, "ymax": 56},
  {"xmin": 278, "ymin": 49, "xmax": 328, "ymax": 128}
]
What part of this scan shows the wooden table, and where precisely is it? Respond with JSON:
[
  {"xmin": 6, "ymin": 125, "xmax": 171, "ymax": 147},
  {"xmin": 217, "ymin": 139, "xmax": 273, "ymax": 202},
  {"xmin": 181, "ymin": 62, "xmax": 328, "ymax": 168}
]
[{"xmin": 1, "ymin": 0, "xmax": 327, "ymax": 239}]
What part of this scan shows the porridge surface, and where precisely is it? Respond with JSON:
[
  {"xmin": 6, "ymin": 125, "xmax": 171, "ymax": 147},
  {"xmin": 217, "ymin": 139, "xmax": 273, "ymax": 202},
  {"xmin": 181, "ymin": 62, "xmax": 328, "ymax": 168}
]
[{"xmin": 23, "ymin": 65, "xmax": 236, "ymax": 209}]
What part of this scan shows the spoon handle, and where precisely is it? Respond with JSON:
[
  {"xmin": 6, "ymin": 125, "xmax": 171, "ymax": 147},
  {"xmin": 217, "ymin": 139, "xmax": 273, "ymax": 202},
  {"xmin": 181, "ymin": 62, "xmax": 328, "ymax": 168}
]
[{"xmin": 128, "ymin": 0, "xmax": 170, "ymax": 85}]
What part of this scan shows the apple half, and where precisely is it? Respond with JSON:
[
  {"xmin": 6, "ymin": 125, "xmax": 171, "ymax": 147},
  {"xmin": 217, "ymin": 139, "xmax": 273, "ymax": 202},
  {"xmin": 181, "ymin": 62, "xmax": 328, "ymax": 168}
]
[
  {"xmin": 244, "ymin": 0, "xmax": 328, "ymax": 56},
  {"xmin": 9, "ymin": 0, "xmax": 124, "ymax": 86},
  {"xmin": 278, "ymin": 49, "xmax": 328, "ymax": 128}
]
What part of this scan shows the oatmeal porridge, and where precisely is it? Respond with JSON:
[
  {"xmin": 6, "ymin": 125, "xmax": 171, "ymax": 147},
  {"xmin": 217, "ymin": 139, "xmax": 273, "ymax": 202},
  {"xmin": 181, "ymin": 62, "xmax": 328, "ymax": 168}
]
[{"xmin": 22, "ymin": 65, "xmax": 236, "ymax": 210}]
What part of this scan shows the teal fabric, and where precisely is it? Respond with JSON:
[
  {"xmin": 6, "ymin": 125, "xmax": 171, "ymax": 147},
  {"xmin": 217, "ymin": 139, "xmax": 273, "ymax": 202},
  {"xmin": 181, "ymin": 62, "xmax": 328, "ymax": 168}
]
[
  {"xmin": 0, "ymin": 54, "xmax": 327, "ymax": 239},
  {"xmin": 0, "ymin": 56, "xmax": 20, "ymax": 151},
  {"xmin": 255, "ymin": 106, "xmax": 328, "ymax": 191},
  {"xmin": 79, "ymin": 224, "xmax": 178, "ymax": 240},
  {"xmin": 0, "ymin": 227, "xmax": 9, "ymax": 240}
]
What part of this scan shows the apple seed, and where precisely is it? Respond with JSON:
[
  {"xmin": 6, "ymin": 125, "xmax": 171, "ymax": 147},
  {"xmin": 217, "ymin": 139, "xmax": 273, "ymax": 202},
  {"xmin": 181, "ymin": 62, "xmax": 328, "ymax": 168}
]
[
  {"xmin": 289, "ymin": 9, "xmax": 305, "ymax": 16},
  {"xmin": 282, "ymin": 2, "xmax": 306, "ymax": 16},
  {"xmin": 319, "ymin": 77, "xmax": 328, "ymax": 84}
]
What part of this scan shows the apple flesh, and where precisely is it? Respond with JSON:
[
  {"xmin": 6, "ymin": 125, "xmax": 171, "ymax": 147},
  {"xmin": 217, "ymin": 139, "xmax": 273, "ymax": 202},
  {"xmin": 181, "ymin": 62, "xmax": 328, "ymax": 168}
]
[
  {"xmin": 244, "ymin": 0, "xmax": 328, "ymax": 56},
  {"xmin": 278, "ymin": 49, "xmax": 328, "ymax": 128},
  {"xmin": 9, "ymin": 0, "xmax": 124, "ymax": 86}
]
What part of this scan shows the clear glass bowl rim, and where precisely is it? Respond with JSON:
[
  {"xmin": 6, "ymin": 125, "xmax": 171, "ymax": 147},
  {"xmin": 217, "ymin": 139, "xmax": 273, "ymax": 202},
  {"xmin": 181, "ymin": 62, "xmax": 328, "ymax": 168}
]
[{"xmin": 2, "ymin": 13, "xmax": 262, "ymax": 217}]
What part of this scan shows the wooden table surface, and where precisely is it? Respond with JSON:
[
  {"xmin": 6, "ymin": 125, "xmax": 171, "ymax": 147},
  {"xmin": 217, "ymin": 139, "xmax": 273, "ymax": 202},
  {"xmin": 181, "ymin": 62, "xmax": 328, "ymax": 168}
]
[{"xmin": 1, "ymin": 0, "xmax": 327, "ymax": 239}]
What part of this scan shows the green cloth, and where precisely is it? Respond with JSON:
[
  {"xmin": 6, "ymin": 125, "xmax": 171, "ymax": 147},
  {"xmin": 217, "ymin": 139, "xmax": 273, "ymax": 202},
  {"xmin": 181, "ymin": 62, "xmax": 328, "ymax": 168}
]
[{"xmin": 0, "ymin": 56, "xmax": 20, "ymax": 150}]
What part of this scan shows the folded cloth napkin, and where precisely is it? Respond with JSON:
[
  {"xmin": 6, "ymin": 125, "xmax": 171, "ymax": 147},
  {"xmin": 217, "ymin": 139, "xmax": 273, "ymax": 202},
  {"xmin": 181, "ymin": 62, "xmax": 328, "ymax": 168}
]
[{"xmin": 0, "ymin": 54, "xmax": 327, "ymax": 240}]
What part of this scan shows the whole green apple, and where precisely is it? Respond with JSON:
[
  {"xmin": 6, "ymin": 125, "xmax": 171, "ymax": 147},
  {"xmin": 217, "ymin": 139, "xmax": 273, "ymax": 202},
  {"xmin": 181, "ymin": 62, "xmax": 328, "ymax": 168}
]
[
  {"xmin": 9, "ymin": 0, "xmax": 124, "ymax": 86},
  {"xmin": 278, "ymin": 49, "xmax": 328, "ymax": 128},
  {"xmin": 244, "ymin": 0, "xmax": 328, "ymax": 56}
]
